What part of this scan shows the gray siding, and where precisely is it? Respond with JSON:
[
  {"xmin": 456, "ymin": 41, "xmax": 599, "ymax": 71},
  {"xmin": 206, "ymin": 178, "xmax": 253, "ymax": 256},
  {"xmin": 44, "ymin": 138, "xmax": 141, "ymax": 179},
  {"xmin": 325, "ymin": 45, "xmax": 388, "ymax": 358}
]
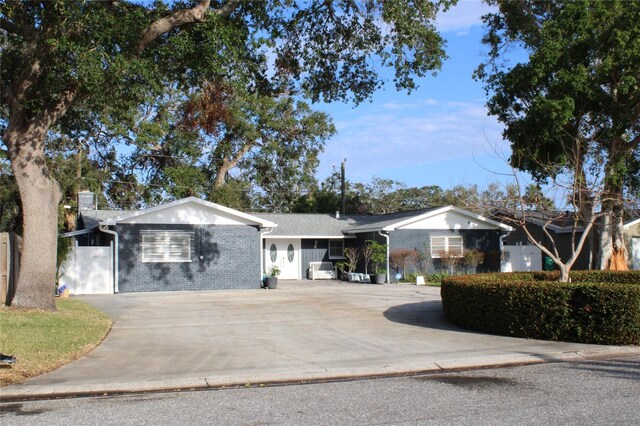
[
  {"xmin": 389, "ymin": 229, "xmax": 502, "ymax": 273},
  {"xmin": 116, "ymin": 223, "xmax": 261, "ymax": 292},
  {"xmin": 301, "ymin": 239, "xmax": 330, "ymax": 279}
]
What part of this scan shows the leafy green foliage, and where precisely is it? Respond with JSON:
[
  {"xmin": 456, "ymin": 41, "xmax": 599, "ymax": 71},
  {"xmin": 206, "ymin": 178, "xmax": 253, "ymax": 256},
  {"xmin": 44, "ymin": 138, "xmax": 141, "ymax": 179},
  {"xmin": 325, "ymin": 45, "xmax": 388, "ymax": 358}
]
[
  {"xmin": 366, "ymin": 240, "xmax": 387, "ymax": 274},
  {"xmin": 441, "ymin": 271, "xmax": 640, "ymax": 344},
  {"xmin": 1, "ymin": 0, "xmax": 456, "ymax": 308},
  {"xmin": 476, "ymin": 0, "xmax": 640, "ymax": 208}
]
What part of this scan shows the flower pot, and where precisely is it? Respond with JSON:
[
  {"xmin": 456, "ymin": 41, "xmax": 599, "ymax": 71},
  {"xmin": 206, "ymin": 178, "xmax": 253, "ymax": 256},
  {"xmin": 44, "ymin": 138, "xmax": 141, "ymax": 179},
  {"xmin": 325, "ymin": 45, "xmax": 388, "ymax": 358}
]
[
  {"xmin": 264, "ymin": 277, "xmax": 278, "ymax": 289},
  {"xmin": 374, "ymin": 273, "xmax": 386, "ymax": 284}
]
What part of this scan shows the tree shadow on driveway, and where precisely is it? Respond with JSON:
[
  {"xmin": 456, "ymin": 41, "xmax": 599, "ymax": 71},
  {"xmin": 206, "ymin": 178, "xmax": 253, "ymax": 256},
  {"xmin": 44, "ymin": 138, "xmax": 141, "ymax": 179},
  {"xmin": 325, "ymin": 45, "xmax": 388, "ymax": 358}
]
[{"xmin": 383, "ymin": 300, "xmax": 470, "ymax": 333}]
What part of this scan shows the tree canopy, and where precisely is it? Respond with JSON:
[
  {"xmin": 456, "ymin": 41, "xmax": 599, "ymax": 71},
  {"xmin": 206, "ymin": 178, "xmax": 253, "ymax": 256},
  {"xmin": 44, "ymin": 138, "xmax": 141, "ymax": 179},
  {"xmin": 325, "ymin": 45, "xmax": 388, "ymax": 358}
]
[
  {"xmin": 475, "ymin": 0, "xmax": 640, "ymax": 269},
  {"xmin": 0, "ymin": 0, "xmax": 455, "ymax": 309}
]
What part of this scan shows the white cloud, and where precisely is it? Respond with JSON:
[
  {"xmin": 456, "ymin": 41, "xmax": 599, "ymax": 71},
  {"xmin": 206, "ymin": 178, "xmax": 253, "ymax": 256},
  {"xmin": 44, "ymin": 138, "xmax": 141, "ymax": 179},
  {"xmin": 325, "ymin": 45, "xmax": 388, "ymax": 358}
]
[{"xmin": 436, "ymin": 0, "xmax": 496, "ymax": 35}]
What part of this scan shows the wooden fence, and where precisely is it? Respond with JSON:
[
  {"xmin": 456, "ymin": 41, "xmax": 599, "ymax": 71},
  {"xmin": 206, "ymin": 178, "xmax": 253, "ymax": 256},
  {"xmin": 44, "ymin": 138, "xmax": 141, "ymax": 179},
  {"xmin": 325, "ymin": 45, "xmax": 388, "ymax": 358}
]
[{"xmin": 1, "ymin": 232, "xmax": 20, "ymax": 306}]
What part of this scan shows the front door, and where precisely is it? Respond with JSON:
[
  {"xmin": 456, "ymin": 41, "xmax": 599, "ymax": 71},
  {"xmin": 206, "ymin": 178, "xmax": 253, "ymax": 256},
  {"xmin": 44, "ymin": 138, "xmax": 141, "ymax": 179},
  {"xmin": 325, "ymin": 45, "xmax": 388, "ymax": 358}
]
[{"xmin": 265, "ymin": 239, "xmax": 300, "ymax": 279}]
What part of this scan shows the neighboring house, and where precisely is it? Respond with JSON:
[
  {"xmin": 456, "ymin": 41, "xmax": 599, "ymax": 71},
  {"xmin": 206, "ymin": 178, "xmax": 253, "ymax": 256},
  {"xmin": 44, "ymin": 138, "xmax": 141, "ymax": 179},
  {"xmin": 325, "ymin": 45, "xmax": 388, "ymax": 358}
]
[
  {"xmin": 624, "ymin": 218, "xmax": 640, "ymax": 270},
  {"xmin": 69, "ymin": 194, "xmax": 512, "ymax": 294},
  {"xmin": 495, "ymin": 210, "xmax": 592, "ymax": 271}
]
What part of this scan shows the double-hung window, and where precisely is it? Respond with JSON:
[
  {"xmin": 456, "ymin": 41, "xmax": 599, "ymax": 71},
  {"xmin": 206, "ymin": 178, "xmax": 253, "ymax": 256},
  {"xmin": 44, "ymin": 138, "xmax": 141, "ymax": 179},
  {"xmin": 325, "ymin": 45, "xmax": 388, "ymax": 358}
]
[
  {"xmin": 430, "ymin": 236, "xmax": 463, "ymax": 258},
  {"xmin": 328, "ymin": 239, "xmax": 345, "ymax": 259},
  {"xmin": 141, "ymin": 231, "xmax": 194, "ymax": 263}
]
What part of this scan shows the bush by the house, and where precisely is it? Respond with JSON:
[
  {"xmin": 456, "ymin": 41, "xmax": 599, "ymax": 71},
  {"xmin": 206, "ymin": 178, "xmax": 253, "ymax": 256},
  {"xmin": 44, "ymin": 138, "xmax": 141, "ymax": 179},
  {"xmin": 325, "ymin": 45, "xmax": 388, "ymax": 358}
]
[
  {"xmin": 390, "ymin": 248, "xmax": 418, "ymax": 278},
  {"xmin": 440, "ymin": 271, "xmax": 640, "ymax": 345}
]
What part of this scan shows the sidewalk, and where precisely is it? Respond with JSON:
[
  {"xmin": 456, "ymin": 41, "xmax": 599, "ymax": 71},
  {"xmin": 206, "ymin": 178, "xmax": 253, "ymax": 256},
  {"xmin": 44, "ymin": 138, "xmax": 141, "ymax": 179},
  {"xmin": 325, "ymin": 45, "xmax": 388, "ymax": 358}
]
[{"xmin": 2, "ymin": 281, "xmax": 639, "ymax": 401}]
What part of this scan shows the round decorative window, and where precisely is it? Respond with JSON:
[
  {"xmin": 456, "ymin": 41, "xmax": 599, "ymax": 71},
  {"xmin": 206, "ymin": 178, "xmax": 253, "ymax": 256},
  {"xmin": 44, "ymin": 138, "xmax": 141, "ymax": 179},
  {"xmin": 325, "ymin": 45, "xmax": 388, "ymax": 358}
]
[
  {"xmin": 269, "ymin": 244, "xmax": 277, "ymax": 263},
  {"xmin": 287, "ymin": 244, "xmax": 295, "ymax": 263}
]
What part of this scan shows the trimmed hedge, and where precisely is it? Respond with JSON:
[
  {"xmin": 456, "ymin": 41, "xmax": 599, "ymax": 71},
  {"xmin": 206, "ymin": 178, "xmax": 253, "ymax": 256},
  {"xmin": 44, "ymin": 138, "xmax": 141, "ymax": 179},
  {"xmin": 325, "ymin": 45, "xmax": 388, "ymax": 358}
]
[{"xmin": 441, "ymin": 271, "xmax": 640, "ymax": 345}]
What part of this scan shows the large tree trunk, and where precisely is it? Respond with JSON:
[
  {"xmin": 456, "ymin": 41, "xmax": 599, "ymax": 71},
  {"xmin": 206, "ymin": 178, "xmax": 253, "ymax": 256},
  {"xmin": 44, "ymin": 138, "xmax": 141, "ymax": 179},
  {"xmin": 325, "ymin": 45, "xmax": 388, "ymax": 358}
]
[
  {"xmin": 5, "ymin": 122, "xmax": 61, "ymax": 311},
  {"xmin": 610, "ymin": 210, "xmax": 628, "ymax": 271},
  {"xmin": 597, "ymin": 211, "xmax": 629, "ymax": 271},
  {"xmin": 596, "ymin": 213, "xmax": 612, "ymax": 270},
  {"xmin": 596, "ymin": 136, "xmax": 629, "ymax": 270}
]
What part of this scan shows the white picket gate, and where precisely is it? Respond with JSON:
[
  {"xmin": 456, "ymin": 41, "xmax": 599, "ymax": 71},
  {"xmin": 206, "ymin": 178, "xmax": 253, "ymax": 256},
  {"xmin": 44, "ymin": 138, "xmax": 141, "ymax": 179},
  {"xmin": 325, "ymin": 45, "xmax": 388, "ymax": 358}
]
[
  {"xmin": 501, "ymin": 245, "xmax": 542, "ymax": 272},
  {"xmin": 60, "ymin": 243, "xmax": 114, "ymax": 295}
]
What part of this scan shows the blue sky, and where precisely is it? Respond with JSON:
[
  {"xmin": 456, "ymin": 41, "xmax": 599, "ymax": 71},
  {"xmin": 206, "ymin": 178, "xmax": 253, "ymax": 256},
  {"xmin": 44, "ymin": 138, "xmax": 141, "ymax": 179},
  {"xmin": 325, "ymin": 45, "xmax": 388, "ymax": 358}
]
[{"xmin": 315, "ymin": 1, "xmax": 513, "ymax": 190}]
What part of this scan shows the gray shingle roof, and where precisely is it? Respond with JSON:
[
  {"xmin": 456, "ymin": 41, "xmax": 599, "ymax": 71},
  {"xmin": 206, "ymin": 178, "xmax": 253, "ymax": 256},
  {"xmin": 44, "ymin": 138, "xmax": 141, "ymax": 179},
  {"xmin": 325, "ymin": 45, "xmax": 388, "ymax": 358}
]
[
  {"xmin": 253, "ymin": 213, "xmax": 357, "ymax": 237},
  {"xmin": 343, "ymin": 208, "xmax": 441, "ymax": 232},
  {"xmin": 254, "ymin": 208, "xmax": 442, "ymax": 236},
  {"xmin": 79, "ymin": 203, "xmax": 452, "ymax": 236}
]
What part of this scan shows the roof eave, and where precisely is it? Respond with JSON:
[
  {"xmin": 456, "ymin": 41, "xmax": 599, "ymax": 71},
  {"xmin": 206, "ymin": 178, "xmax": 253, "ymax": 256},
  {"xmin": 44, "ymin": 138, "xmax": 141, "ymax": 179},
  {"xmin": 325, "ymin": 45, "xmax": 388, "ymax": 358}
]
[
  {"xmin": 101, "ymin": 197, "xmax": 277, "ymax": 227},
  {"xmin": 624, "ymin": 218, "xmax": 640, "ymax": 229}
]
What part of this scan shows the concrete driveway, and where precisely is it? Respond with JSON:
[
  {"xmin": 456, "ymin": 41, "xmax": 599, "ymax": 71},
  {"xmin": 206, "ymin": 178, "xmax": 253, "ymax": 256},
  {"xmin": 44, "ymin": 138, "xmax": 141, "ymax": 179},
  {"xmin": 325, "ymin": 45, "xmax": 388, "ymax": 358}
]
[{"xmin": 3, "ymin": 281, "xmax": 638, "ymax": 398}]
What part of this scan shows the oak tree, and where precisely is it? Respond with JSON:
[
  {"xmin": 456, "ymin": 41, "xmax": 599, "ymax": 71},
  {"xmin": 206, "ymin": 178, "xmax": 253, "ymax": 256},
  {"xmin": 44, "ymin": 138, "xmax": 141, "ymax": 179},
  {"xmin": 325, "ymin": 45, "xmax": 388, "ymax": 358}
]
[{"xmin": 1, "ymin": 0, "xmax": 454, "ymax": 309}]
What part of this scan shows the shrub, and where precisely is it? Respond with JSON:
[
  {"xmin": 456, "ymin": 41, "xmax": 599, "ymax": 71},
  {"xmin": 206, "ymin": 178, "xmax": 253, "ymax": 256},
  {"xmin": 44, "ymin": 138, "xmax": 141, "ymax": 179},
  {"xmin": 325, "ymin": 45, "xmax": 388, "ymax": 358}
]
[
  {"xmin": 427, "ymin": 272, "xmax": 448, "ymax": 284},
  {"xmin": 441, "ymin": 271, "xmax": 640, "ymax": 345},
  {"xmin": 390, "ymin": 248, "xmax": 418, "ymax": 277},
  {"xmin": 463, "ymin": 249, "xmax": 485, "ymax": 272}
]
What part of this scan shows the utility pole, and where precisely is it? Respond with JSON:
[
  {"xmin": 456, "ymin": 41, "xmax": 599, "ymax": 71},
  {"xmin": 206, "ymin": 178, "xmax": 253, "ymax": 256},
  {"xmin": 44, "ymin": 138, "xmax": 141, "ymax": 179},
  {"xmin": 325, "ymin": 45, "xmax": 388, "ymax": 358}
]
[
  {"xmin": 76, "ymin": 140, "xmax": 82, "ymax": 195},
  {"xmin": 340, "ymin": 158, "xmax": 346, "ymax": 215}
]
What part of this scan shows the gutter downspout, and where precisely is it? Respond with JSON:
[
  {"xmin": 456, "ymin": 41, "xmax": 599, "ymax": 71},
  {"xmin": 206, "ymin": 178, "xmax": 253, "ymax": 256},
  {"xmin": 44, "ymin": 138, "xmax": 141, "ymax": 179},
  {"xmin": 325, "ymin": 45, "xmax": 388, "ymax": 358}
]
[
  {"xmin": 260, "ymin": 227, "xmax": 274, "ymax": 280},
  {"xmin": 378, "ymin": 231, "xmax": 390, "ymax": 284},
  {"xmin": 99, "ymin": 226, "xmax": 119, "ymax": 293}
]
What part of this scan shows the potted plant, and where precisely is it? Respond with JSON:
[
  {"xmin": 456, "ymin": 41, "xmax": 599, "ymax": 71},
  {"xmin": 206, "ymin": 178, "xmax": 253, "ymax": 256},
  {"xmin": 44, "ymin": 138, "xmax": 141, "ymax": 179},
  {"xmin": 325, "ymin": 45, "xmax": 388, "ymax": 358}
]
[
  {"xmin": 264, "ymin": 265, "xmax": 280, "ymax": 289},
  {"xmin": 361, "ymin": 242, "xmax": 373, "ymax": 275},
  {"xmin": 335, "ymin": 261, "xmax": 349, "ymax": 280},
  {"xmin": 343, "ymin": 246, "xmax": 361, "ymax": 281},
  {"xmin": 367, "ymin": 240, "xmax": 387, "ymax": 284}
]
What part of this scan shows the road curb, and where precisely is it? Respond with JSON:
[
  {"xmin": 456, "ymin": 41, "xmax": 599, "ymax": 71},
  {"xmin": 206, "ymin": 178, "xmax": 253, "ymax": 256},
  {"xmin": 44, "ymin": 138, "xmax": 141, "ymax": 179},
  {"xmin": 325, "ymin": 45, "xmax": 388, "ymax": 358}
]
[{"xmin": 2, "ymin": 346, "xmax": 638, "ymax": 403}]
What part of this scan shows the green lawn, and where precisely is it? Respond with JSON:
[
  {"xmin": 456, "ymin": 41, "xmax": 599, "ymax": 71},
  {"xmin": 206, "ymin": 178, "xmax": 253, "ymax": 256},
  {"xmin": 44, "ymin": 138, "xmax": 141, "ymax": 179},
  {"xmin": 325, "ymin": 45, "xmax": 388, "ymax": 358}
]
[{"xmin": 0, "ymin": 298, "xmax": 111, "ymax": 387}]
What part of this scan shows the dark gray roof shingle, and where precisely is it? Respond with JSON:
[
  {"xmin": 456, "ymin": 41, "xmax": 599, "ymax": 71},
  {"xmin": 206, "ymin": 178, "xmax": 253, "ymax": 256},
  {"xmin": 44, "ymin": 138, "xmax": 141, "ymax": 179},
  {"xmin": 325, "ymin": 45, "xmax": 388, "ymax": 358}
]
[
  {"xmin": 253, "ymin": 213, "xmax": 357, "ymax": 237},
  {"xmin": 254, "ymin": 208, "xmax": 442, "ymax": 236}
]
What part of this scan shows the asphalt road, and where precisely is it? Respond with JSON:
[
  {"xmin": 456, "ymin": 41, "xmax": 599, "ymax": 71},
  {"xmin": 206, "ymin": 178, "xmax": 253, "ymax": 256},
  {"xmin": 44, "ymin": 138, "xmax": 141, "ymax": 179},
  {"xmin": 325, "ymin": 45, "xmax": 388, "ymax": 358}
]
[{"xmin": 2, "ymin": 355, "xmax": 639, "ymax": 425}]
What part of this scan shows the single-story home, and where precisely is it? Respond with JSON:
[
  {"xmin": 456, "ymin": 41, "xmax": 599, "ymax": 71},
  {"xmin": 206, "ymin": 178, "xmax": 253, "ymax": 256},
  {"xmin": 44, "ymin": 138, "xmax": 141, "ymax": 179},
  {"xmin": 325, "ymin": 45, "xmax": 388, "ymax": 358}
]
[{"xmin": 67, "ymin": 193, "xmax": 513, "ymax": 293}]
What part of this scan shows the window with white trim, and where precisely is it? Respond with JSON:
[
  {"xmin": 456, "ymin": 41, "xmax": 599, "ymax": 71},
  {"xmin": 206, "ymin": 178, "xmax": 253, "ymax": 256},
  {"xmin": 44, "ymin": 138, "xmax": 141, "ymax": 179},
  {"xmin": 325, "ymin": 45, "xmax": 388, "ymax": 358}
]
[
  {"xmin": 430, "ymin": 236, "xmax": 463, "ymax": 258},
  {"xmin": 328, "ymin": 239, "xmax": 345, "ymax": 259},
  {"xmin": 141, "ymin": 231, "xmax": 194, "ymax": 263}
]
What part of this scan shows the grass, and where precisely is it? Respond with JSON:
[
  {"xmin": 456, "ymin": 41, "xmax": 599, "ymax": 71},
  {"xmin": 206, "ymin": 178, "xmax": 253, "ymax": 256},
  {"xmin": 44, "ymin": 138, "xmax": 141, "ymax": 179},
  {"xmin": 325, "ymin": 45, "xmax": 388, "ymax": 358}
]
[{"xmin": 0, "ymin": 298, "xmax": 111, "ymax": 387}]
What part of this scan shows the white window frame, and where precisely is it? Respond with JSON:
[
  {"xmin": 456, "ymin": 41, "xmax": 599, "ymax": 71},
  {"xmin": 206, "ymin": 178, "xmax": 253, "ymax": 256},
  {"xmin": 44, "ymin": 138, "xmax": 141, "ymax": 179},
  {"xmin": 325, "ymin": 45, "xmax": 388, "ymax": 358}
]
[
  {"xmin": 141, "ymin": 231, "xmax": 194, "ymax": 263},
  {"xmin": 430, "ymin": 236, "xmax": 463, "ymax": 258},
  {"xmin": 328, "ymin": 239, "xmax": 345, "ymax": 259}
]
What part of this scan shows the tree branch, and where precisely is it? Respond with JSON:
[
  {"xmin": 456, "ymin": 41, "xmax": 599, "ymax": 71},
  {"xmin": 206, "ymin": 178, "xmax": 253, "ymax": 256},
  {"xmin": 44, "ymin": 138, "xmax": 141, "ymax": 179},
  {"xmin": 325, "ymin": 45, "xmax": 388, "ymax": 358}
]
[
  {"xmin": 0, "ymin": 17, "xmax": 21, "ymax": 35},
  {"xmin": 0, "ymin": 0, "xmax": 37, "ymax": 40},
  {"xmin": 3, "ymin": 55, "xmax": 42, "ymax": 114},
  {"xmin": 37, "ymin": 87, "xmax": 80, "ymax": 131},
  {"xmin": 136, "ymin": 0, "xmax": 242, "ymax": 54},
  {"xmin": 214, "ymin": 139, "xmax": 254, "ymax": 187}
]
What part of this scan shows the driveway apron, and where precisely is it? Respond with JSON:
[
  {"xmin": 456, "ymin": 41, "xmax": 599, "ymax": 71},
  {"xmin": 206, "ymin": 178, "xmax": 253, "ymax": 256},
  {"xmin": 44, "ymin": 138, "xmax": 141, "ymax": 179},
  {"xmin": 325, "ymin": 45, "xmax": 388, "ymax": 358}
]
[{"xmin": 4, "ymin": 281, "xmax": 636, "ymax": 396}]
